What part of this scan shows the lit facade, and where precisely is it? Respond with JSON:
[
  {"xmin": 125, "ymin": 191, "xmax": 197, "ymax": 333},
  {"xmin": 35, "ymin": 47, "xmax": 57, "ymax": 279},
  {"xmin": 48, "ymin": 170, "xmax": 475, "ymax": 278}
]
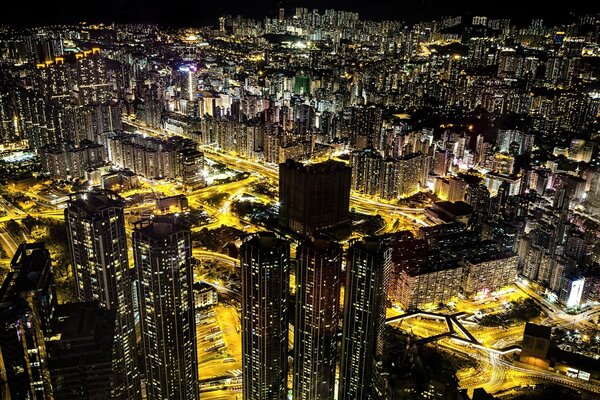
[
  {"xmin": 65, "ymin": 190, "xmax": 140, "ymax": 399},
  {"xmin": 339, "ymin": 237, "xmax": 391, "ymax": 400},
  {"xmin": 462, "ymin": 254, "xmax": 518, "ymax": 297},
  {"xmin": 293, "ymin": 236, "xmax": 342, "ymax": 400},
  {"xmin": 0, "ymin": 244, "xmax": 55, "ymax": 399},
  {"xmin": 133, "ymin": 215, "xmax": 199, "ymax": 400},
  {"xmin": 395, "ymin": 263, "xmax": 464, "ymax": 309},
  {"xmin": 240, "ymin": 233, "xmax": 290, "ymax": 400}
]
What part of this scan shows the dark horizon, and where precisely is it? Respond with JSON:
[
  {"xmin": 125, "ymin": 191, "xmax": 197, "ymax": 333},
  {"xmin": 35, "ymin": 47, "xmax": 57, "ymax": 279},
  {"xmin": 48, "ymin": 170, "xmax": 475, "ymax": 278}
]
[{"xmin": 2, "ymin": 0, "xmax": 598, "ymax": 28}]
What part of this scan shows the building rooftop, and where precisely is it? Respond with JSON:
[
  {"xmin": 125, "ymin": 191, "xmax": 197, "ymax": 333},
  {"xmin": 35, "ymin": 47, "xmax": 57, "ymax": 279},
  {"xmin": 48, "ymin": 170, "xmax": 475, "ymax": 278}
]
[
  {"xmin": 433, "ymin": 201, "xmax": 473, "ymax": 217},
  {"xmin": 67, "ymin": 189, "xmax": 124, "ymax": 214},
  {"xmin": 349, "ymin": 236, "xmax": 388, "ymax": 255},
  {"xmin": 281, "ymin": 158, "xmax": 350, "ymax": 174},
  {"xmin": 194, "ymin": 282, "xmax": 216, "ymax": 292},
  {"xmin": 51, "ymin": 302, "xmax": 115, "ymax": 341},
  {"xmin": 300, "ymin": 234, "xmax": 342, "ymax": 254},
  {"xmin": 523, "ymin": 322, "xmax": 551, "ymax": 339},
  {"xmin": 548, "ymin": 346, "xmax": 600, "ymax": 372},
  {"xmin": 243, "ymin": 232, "xmax": 288, "ymax": 251},
  {"xmin": 0, "ymin": 243, "xmax": 51, "ymax": 312},
  {"xmin": 133, "ymin": 214, "xmax": 188, "ymax": 239},
  {"xmin": 458, "ymin": 173, "xmax": 484, "ymax": 186}
]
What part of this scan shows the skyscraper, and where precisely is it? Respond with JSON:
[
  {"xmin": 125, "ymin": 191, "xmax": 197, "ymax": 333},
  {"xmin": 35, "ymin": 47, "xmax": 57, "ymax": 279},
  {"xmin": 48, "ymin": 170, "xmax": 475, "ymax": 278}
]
[
  {"xmin": 0, "ymin": 243, "xmax": 56, "ymax": 399},
  {"xmin": 279, "ymin": 159, "xmax": 351, "ymax": 236},
  {"xmin": 240, "ymin": 232, "xmax": 290, "ymax": 400},
  {"xmin": 339, "ymin": 236, "xmax": 392, "ymax": 400},
  {"xmin": 47, "ymin": 302, "xmax": 116, "ymax": 400},
  {"xmin": 133, "ymin": 215, "xmax": 198, "ymax": 400},
  {"xmin": 65, "ymin": 190, "xmax": 140, "ymax": 399},
  {"xmin": 293, "ymin": 235, "xmax": 343, "ymax": 400}
]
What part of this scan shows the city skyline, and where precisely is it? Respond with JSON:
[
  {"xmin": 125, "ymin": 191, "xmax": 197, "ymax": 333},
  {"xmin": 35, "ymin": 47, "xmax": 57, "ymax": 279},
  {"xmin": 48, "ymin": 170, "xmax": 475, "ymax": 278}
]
[
  {"xmin": 0, "ymin": 1, "xmax": 598, "ymax": 27},
  {"xmin": 0, "ymin": 4, "xmax": 599, "ymax": 400}
]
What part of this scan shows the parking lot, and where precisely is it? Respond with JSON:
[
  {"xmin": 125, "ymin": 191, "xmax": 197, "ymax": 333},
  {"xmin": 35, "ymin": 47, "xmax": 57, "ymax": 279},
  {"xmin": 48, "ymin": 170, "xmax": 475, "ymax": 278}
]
[{"xmin": 197, "ymin": 302, "xmax": 242, "ymax": 398}]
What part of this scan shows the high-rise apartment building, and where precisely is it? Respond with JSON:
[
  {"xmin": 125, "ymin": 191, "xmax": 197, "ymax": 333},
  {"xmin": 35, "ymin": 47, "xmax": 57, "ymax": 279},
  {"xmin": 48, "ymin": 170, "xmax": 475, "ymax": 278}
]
[
  {"xmin": 293, "ymin": 236, "xmax": 343, "ymax": 400},
  {"xmin": 279, "ymin": 159, "xmax": 351, "ymax": 235},
  {"xmin": 240, "ymin": 233, "xmax": 290, "ymax": 400},
  {"xmin": 47, "ymin": 302, "xmax": 116, "ymax": 400},
  {"xmin": 339, "ymin": 237, "xmax": 392, "ymax": 400},
  {"xmin": 65, "ymin": 190, "xmax": 140, "ymax": 399},
  {"xmin": 461, "ymin": 254, "xmax": 518, "ymax": 297},
  {"xmin": 0, "ymin": 243, "xmax": 56, "ymax": 399},
  {"xmin": 496, "ymin": 129, "xmax": 534, "ymax": 155},
  {"xmin": 351, "ymin": 148, "xmax": 428, "ymax": 200},
  {"xmin": 133, "ymin": 215, "xmax": 198, "ymax": 400},
  {"xmin": 351, "ymin": 147, "xmax": 383, "ymax": 196},
  {"xmin": 395, "ymin": 261, "xmax": 464, "ymax": 310}
]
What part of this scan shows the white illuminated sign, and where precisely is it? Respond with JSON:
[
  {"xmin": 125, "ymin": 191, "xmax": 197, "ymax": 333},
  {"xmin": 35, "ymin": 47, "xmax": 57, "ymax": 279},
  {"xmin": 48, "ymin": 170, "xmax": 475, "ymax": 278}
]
[{"xmin": 566, "ymin": 278, "xmax": 585, "ymax": 308}]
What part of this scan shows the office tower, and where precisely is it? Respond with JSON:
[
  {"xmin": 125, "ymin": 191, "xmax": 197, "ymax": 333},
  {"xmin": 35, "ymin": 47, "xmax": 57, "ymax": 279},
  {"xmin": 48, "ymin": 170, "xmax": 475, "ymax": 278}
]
[
  {"xmin": 0, "ymin": 243, "xmax": 56, "ymax": 399},
  {"xmin": 293, "ymin": 236, "xmax": 343, "ymax": 400},
  {"xmin": 339, "ymin": 237, "xmax": 392, "ymax": 400},
  {"xmin": 132, "ymin": 215, "xmax": 198, "ymax": 400},
  {"xmin": 47, "ymin": 302, "xmax": 116, "ymax": 399},
  {"xmin": 65, "ymin": 190, "xmax": 140, "ymax": 399},
  {"xmin": 279, "ymin": 159, "xmax": 351, "ymax": 236},
  {"xmin": 240, "ymin": 233, "xmax": 290, "ymax": 400}
]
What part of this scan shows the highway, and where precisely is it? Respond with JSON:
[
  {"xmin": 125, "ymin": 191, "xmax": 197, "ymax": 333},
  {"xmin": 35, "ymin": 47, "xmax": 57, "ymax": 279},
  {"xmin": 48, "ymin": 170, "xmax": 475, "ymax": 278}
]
[
  {"xmin": 0, "ymin": 196, "xmax": 29, "ymax": 258},
  {"xmin": 124, "ymin": 118, "xmax": 431, "ymax": 232},
  {"xmin": 0, "ymin": 227, "xmax": 19, "ymax": 258},
  {"xmin": 389, "ymin": 310, "xmax": 600, "ymax": 396},
  {"xmin": 516, "ymin": 281, "xmax": 600, "ymax": 329},
  {"xmin": 200, "ymin": 146, "xmax": 432, "ymax": 232}
]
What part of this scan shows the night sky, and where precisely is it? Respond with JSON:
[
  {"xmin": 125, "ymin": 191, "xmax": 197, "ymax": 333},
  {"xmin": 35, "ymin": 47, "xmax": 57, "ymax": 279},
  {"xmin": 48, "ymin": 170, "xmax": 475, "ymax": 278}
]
[{"xmin": 1, "ymin": 0, "xmax": 597, "ymax": 27}]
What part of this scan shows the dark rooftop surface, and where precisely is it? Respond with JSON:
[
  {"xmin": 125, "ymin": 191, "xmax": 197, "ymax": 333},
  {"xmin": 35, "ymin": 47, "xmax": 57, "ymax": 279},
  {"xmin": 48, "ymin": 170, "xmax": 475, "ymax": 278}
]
[
  {"xmin": 52, "ymin": 302, "xmax": 115, "ymax": 340},
  {"xmin": 281, "ymin": 158, "xmax": 350, "ymax": 173},
  {"xmin": 0, "ymin": 244, "xmax": 51, "ymax": 312},
  {"xmin": 523, "ymin": 322, "xmax": 552, "ymax": 339},
  {"xmin": 433, "ymin": 201, "xmax": 474, "ymax": 216},
  {"xmin": 67, "ymin": 190, "xmax": 124, "ymax": 215},
  {"xmin": 548, "ymin": 346, "xmax": 600, "ymax": 372},
  {"xmin": 133, "ymin": 214, "xmax": 189, "ymax": 239}
]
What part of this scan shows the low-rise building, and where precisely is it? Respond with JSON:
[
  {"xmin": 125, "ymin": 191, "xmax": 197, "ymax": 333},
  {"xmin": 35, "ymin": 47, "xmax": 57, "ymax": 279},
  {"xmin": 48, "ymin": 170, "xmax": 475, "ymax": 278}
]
[{"xmin": 194, "ymin": 282, "xmax": 218, "ymax": 309}]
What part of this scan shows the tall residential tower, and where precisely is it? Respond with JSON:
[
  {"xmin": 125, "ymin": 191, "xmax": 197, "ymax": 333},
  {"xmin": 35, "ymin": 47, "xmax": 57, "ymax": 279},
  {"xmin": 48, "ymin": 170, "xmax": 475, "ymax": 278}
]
[
  {"xmin": 279, "ymin": 159, "xmax": 351, "ymax": 236},
  {"xmin": 240, "ymin": 233, "xmax": 290, "ymax": 400},
  {"xmin": 293, "ymin": 235, "xmax": 343, "ymax": 400},
  {"xmin": 65, "ymin": 190, "xmax": 140, "ymax": 399},
  {"xmin": 339, "ymin": 236, "xmax": 392, "ymax": 400},
  {"xmin": 0, "ymin": 243, "xmax": 56, "ymax": 399},
  {"xmin": 133, "ymin": 215, "xmax": 198, "ymax": 400}
]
